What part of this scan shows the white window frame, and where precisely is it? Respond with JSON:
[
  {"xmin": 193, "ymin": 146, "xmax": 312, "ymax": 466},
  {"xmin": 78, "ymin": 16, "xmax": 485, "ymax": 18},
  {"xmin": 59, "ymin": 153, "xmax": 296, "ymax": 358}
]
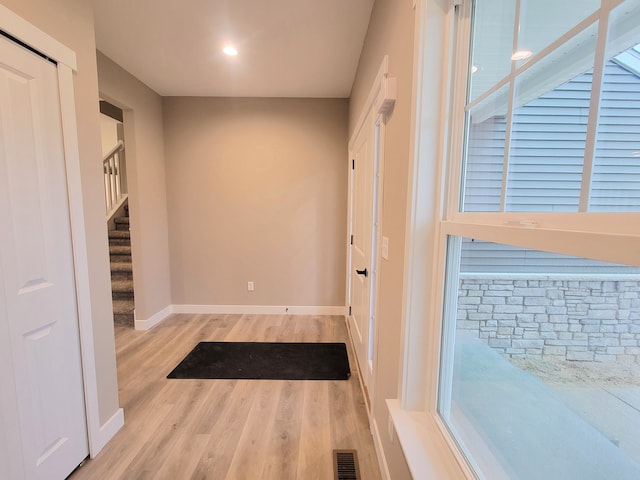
[
  {"xmin": 390, "ymin": 0, "xmax": 640, "ymax": 478},
  {"xmin": 388, "ymin": 0, "xmax": 475, "ymax": 478}
]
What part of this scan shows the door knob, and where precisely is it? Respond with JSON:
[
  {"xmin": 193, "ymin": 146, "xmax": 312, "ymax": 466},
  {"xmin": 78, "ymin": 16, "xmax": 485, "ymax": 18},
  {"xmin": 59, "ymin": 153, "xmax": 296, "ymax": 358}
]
[{"xmin": 356, "ymin": 268, "xmax": 368, "ymax": 277}]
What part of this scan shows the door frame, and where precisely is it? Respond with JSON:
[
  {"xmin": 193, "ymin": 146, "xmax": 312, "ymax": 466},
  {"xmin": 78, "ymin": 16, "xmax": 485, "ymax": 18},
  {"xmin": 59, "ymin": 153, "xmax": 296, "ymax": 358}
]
[
  {"xmin": 346, "ymin": 56, "xmax": 391, "ymax": 414},
  {"xmin": 0, "ymin": 4, "xmax": 118, "ymax": 457}
]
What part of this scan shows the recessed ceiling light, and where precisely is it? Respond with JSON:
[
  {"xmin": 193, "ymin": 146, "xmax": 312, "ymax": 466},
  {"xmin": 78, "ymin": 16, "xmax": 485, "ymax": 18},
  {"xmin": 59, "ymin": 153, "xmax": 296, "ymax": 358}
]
[
  {"xmin": 511, "ymin": 50, "xmax": 533, "ymax": 61},
  {"xmin": 223, "ymin": 45, "xmax": 238, "ymax": 56}
]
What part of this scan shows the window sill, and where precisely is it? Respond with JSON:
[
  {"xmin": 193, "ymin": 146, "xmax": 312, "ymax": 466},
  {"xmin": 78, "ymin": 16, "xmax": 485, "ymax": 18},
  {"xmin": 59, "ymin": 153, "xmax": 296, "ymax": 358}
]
[{"xmin": 386, "ymin": 399, "xmax": 470, "ymax": 479}]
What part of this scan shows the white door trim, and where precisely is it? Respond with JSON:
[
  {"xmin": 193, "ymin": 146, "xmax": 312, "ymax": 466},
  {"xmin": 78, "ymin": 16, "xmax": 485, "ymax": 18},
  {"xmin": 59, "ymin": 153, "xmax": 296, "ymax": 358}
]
[
  {"xmin": 0, "ymin": 5, "xmax": 76, "ymax": 69},
  {"xmin": 349, "ymin": 56, "xmax": 389, "ymax": 152},
  {"xmin": 370, "ymin": 112, "xmax": 386, "ymax": 400},
  {"xmin": 0, "ymin": 4, "xmax": 121, "ymax": 457},
  {"xmin": 347, "ymin": 56, "xmax": 389, "ymax": 308},
  {"xmin": 346, "ymin": 56, "xmax": 391, "ymax": 414},
  {"xmin": 58, "ymin": 64, "xmax": 124, "ymax": 455}
]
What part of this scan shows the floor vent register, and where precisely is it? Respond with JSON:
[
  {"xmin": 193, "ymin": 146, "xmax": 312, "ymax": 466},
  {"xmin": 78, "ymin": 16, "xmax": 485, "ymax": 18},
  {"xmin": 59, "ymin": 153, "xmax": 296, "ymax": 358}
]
[{"xmin": 333, "ymin": 449, "xmax": 360, "ymax": 480}]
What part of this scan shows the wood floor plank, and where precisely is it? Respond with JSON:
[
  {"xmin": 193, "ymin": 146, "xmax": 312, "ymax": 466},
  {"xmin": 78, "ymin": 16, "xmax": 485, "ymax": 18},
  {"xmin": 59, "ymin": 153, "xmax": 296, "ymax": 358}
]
[
  {"xmin": 72, "ymin": 402, "xmax": 175, "ymax": 479},
  {"xmin": 189, "ymin": 381, "xmax": 257, "ymax": 479},
  {"xmin": 153, "ymin": 433, "xmax": 211, "ymax": 480},
  {"xmin": 296, "ymin": 381, "xmax": 333, "ymax": 480},
  {"xmin": 260, "ymin": 380, "xmax": 304, "ymax": 480},
  {"xmin": 117, "ymin": 381, "xmax": 214, "ymax": 480},
  {"xmin": 69, "ymin": 314, "xmax": 382, "ymax": 480},
  {"xmin": 224, "ymin": 380, "xmax": 282, "ymax": 478}
]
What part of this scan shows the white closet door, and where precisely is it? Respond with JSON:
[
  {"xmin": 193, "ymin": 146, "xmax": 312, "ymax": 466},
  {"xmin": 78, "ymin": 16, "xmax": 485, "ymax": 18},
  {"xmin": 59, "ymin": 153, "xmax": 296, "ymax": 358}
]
[{"xmin": 0, "ymin": 34, "xmax": 88, "ymax": 480}]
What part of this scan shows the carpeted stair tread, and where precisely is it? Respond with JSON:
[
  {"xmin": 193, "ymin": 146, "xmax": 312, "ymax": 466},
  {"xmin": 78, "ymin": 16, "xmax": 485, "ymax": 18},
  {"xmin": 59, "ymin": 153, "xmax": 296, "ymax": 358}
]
[
  {"xmin": 114, "ymin": 315, "xmax": 133, "ymax": 327},
  {"xmin": 114, "ymin": 216, "xmax": 129, "ymax": 226},
  {"xmin": 109, "ymin": 244, "xmax": 131, "ymax": 255},
  {"xmin": 108, "ymin": 229, "xmax": 130, "ymax": 239},
  {"xmin": 110, "ymin": 261, "xmax": 133, "ymax": 273},
  {"xmin": 113, "ymin": 299, "xmax": 134, "ymax": 326},
  {"xmin": 109, "ymin": 213, "xmax": 134, "ymax": 325},
  {"xmin": 112, "ymin": 299, "xmax": 134, "ymax": 315},
  {"xmin": 111, "ymin": 278, "xmax": 134, "ymax": 293},
  {"xmin": 110, "ymin": 255, "xmax": 132, "ymax": 264}
]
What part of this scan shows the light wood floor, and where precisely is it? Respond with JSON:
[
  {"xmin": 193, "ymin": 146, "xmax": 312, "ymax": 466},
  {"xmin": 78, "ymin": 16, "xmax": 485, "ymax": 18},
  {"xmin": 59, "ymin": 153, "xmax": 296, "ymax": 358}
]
[{"xmin": 69, "ymin": 314, "xmax": 382, "ymax": 480}]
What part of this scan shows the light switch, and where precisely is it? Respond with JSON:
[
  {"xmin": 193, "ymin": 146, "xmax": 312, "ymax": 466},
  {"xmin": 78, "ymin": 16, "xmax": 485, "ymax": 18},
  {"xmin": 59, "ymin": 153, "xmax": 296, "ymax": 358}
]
[{"xmin": 382, "ymin": 236, "xmax": 389, "ymax": 260}]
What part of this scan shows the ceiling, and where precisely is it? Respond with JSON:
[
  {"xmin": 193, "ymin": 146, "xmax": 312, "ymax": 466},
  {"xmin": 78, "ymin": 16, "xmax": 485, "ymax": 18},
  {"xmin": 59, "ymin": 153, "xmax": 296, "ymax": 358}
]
[{"xmin": 91, "ymin": 0, "xmax": 375, "ymax": 98}]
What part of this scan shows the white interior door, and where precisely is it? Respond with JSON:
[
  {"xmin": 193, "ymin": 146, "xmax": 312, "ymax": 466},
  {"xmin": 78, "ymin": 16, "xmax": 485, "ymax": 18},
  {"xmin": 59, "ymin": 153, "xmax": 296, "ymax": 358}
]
[
  {"xmin": 349, "ymin": 108, "xmax": 377, "ymax": 393},
  {"xmin": 0, "ymin": 35, "xmax": 88, "ymax": 479}
]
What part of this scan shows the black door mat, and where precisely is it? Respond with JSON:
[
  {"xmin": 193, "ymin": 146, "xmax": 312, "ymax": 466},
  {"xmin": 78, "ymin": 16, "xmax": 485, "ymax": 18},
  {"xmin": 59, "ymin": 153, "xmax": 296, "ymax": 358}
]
[{"xmin": 167, "ymin": 341, "xmax": 351, "ymax": 380}]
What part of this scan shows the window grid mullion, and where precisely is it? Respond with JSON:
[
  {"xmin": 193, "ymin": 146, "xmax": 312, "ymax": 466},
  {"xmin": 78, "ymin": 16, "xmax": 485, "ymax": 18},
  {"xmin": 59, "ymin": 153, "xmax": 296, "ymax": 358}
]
[
  {"xmin": 499, "ymin": 0, "xmax": 522, "ymax": 212},
  {"xmin": 465, "ymin": 10, "xmax": 601, "ymax": 111},
  {"xmin": 579, "ymin": 7, "xmax": 611, "ymax": 211}
]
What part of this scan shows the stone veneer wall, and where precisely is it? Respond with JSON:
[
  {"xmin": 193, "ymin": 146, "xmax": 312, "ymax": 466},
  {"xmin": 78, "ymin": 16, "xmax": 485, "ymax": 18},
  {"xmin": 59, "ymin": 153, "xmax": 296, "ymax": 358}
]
[{"xmin": 457, "ymin": 276, "xmax": 640, "ymax": 363}]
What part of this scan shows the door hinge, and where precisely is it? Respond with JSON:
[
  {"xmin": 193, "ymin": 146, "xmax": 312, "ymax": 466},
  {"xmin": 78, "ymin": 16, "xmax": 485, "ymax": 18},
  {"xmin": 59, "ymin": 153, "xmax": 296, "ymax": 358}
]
[
  {"xmin": 348, "ymin": 306, "xmax": 352, "ymax": 316},
  {"xmin": 352, "ymin": 159, "xmax": 355, "ymax": 170},
  {"xmin": 451, "ymin": 0, "xmax": 463, "ymax": 9},
  {"xmin": 350, "ymin": 235, "xmax": 353, "ymax": 245}
]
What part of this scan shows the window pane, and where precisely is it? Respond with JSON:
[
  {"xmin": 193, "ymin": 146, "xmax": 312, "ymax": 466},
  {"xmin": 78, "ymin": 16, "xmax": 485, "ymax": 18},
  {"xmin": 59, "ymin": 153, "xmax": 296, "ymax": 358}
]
[
  {"xmin": 468, "ymin": 1, "xmax": 516, "ymax": 103},
  {"xmin": 590, "ymin": 1, "xmax": 640, "ymax": 212},
  {"xmin": 439, "ymin": 236, "xmax": 640, "ymax": 480},
  {"xmin": 462, "ymin": 85, "xmax": 509, "ymax": 212},
  {"xmin": 518, "ymin": 0, "xmax": 600, "ymax": 62},
  {"xmin": 506, "ymin": 23, "xmax": 598, "ymax": 212}
]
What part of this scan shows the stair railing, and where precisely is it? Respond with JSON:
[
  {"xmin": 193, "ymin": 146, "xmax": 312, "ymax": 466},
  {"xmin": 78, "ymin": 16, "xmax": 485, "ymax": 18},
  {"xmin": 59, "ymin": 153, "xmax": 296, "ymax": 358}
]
[{"xmin": 103, "ymin": 140, "xmax": 126, "ymax": 216}]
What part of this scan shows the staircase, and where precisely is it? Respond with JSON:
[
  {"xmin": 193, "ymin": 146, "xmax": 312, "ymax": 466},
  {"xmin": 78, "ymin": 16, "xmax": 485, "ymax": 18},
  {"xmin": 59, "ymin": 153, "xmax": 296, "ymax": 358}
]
[{"xmin": 109, "ymin": 213, "xmax": 135, "ymax": 326}]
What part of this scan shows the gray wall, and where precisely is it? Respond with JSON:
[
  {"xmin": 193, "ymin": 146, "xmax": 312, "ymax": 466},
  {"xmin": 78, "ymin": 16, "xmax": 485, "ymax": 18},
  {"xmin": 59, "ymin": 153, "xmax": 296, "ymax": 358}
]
[
  {"xmin": 162, "ymin": 97, "xmax": 348, "ymax": 308},
  {"xmin": 349, "ymin": 0, "xmax": 417, "ymax": 478}
]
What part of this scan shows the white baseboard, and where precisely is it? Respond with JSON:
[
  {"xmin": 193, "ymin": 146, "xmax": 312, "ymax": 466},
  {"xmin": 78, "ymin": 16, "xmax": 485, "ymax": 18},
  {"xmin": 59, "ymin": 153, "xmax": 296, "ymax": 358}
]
[
  {"xmin": 371, "ymin": 417, "xmax": 392, "ymax": 480},
  {"xmin": 89, "ymin": 407, "xmax": 124, "ymax": 457},
  {"xmin": 343, "ymin": 319, "xmax": 391, "ymax": 480},
  {"xmin": 133, "ymin": 304, "xmax": 347, "ymax": 331},
  {"xmin": 134, "ymin": 305, "xmax": 173, "ymax": 331},
  {"xmin": 172, "ymin": 304, "xmax": 347, "ymax": 316}
]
